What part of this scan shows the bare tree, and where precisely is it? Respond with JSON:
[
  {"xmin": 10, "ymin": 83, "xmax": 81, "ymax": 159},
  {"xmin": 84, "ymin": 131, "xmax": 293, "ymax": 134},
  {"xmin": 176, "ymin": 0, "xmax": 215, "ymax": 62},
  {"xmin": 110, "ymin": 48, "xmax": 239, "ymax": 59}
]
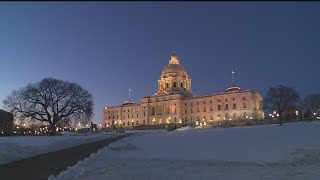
[
  {"xmin": 3, "ymin": 78, "xmax": 94, "ymax": 135},
  {"xmin": 265, "ymin": 85, "xmax": 299, "ymax": 126},
  {"xmin": 303, "ymin": 94, "xmax": 320, "ymax": 121}
]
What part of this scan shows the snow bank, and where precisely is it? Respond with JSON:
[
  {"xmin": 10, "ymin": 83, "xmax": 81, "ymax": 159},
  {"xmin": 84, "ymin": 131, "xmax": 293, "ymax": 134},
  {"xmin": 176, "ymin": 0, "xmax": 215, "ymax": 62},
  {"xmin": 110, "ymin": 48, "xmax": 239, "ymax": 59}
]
[
  {"xmin": 175, "ymin": 126, "xmax": 194, "ymax": 131},
  {"xmin": 52, "ymin": 121, "xmax": 320, "ymax": 180},
  {"xmin": 0, "ymin": 132, "xmax": 120, "ymax": 165}
]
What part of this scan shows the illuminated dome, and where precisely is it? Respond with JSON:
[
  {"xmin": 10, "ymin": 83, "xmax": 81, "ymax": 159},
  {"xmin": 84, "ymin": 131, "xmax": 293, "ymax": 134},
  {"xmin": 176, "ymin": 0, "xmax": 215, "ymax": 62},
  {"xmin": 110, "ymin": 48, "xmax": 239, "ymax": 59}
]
[
  {"xmin": 161, "ymin": 54, "xmax": 188, "ymax": 78},
  {"xmin": 155, "ymin": 52, "xmax": 192, "ymax": 97}
]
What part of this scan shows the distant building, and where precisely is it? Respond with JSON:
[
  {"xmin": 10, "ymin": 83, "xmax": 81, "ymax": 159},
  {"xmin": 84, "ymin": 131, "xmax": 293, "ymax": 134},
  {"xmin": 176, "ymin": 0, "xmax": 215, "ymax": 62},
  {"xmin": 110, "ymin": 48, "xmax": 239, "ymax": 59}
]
[
  {"xmin": 103, "ymin": 53, "xmax": 264, "ymax": 128},
  {"xmin": 0, "ymin": 109, "xmax": 14, "ymax": 134}
]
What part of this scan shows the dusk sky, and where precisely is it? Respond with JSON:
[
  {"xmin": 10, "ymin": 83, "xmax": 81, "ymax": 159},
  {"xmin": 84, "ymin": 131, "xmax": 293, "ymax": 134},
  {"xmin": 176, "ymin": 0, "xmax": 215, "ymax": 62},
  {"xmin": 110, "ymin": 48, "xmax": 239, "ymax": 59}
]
[{"xmin": 0, "ymin": 2, "xmax": 319, "ymax": 124}]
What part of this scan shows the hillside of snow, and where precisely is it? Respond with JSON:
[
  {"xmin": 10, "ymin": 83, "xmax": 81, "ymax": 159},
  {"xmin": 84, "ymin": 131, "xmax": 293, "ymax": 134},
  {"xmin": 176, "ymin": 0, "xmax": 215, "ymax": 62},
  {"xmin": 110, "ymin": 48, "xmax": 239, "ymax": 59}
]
[{"xmin": 52, "ymin": 121, "xmax": 320, "ymax": 180}]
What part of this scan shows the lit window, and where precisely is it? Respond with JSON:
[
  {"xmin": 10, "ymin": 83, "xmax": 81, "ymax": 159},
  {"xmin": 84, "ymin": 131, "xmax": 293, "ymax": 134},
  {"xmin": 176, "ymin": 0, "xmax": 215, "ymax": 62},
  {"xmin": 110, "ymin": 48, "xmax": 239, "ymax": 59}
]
[{"xmin": 244, "ymin": 112, "xmax": 247, "ymax": 118}]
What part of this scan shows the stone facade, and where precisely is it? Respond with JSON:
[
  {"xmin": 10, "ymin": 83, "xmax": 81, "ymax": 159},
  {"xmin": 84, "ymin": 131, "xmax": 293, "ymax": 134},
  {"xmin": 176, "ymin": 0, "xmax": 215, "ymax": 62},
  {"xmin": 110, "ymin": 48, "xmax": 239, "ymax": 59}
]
[{"xmin": 103, "ymin": 53, "xmax": 264, "ymax": 128}]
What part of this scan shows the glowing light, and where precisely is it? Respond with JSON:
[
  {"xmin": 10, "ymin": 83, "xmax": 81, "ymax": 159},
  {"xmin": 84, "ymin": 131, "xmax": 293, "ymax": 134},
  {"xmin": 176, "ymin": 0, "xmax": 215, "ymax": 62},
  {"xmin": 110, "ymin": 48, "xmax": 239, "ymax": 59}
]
[
  {"xmin": 196, "ymin": 121, "xmax": 199, "ymax": 126},
  {"xmin": 273, "ymin": 111, "xmax": 276, "ymax": 114},
  {"xmin": 250, "ymin": 117, "xmax": 253, "ymax": 119},
  {"xmin": 229, "ymin": 118, "xmax": 232, "ymax": 121},
  {"xmin": 276, "ymin": 114, "xmax": 279, "ymax": 117},
  {"xmin": 17, "ymin": 126, "xmax": 19, "ymax": 129},
  {"xmin": 269, "ymin": 114, "xmax": 272, "ymax": 117},
  {"xmin": 179, "ymin": 119, "xmax": 182, "ymax": 124},
  {"xmin": 99, "ymin": 124, "xmax": 102, "ymax": 127},
  {"xmin": 314, "ymin": 113, "xmax": 317, "ymax": 115},
  {"xmin": 1, "ymin": 132, "xmax": 3, "ymax": 134},
  {"xmin": 86, "ymin": 124, "xmax": 89, "ymax": 127},
  {"xmin": 23, "ymin": 124, "xmax": 26, "ymax": 127},
  {"xmin": 295, "ymin": 111, "xmax": 299, "ymax": 116},
  {"xmin": 245, "ymin": 116, "xmax": 248, "ymax": 119}
]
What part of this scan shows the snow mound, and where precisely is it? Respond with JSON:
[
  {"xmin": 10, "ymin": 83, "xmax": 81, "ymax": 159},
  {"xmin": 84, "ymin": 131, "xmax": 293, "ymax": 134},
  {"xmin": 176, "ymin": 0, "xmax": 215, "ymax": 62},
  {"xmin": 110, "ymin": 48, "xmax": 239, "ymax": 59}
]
[{"xmin": 175, "ymin": 126, "xmax": 194, "ymax": 131}]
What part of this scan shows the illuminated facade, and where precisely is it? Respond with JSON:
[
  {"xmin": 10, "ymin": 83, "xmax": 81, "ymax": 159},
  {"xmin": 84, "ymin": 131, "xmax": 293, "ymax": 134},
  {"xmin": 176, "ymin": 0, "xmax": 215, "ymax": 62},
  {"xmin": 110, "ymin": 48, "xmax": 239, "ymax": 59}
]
[{"xmin": 103, "ymin": 53, "xmax": 264, "ymax": 128}]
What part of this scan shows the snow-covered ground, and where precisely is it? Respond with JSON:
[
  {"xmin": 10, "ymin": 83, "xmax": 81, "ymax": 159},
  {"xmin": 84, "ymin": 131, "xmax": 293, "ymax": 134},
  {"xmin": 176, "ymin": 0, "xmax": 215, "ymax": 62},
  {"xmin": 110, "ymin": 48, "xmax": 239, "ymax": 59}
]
[
  {"xmin": 51, "ymin": 121, "xmax": 320, "ymax": 180},
  {"xmin": 0, "ymin": 131, "xmax": 121, "ymax": 165}
]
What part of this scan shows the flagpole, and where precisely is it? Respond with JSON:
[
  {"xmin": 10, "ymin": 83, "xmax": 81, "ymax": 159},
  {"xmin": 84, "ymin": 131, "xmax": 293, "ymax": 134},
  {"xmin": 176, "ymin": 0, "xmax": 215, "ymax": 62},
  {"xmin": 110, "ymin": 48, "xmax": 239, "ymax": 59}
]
[{"xmin": 232, "ymin": 70, "xmax": 235, "ymax": 86}]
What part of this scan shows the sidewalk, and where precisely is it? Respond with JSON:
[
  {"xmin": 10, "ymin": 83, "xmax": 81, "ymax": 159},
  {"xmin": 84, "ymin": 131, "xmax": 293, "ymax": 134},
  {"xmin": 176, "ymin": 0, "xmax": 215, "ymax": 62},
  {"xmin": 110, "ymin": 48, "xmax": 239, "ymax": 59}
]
[{"xmin": 0, "ymin": 134, "xmax": 129, "ymax": 180}]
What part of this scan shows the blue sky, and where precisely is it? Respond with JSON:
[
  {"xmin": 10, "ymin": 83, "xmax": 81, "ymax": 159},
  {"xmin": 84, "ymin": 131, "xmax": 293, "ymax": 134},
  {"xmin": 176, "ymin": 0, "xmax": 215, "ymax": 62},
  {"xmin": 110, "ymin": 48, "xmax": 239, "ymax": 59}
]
[{"xmin": 1, "ymin": 2, "xmax": 319, "ymax": 124}]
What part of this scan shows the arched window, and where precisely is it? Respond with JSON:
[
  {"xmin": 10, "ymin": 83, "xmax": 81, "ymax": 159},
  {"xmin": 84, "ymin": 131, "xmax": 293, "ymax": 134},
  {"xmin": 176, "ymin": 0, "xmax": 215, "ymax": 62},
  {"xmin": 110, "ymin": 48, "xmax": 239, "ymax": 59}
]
[
  {"xmin": 233, "ymin": 103, "xmax": 236, "ymax": 109},
  {"xmin": 210, "ymin": 115, "xmax": 213, "ymax": 120},
  {"xmin": 181, "ymin": 82, "xmax": 183, "ymax": 88},
  {"xmin": 173, "ymin": 82, "xmax": 177, "ymax": 88},
  {"xmin": 185, "ymin": 117, "xmax": 187, "ymax": 122},
  {"xmin": 136, "ymin": 121, "xmax": 139, "ymax": 125},
  {"xmin": 243, "ymin": 102, "xmax": 247, "ymax": 108},
  {"xmin": 225, "ymin": 113, "xmax": 229, "ymax": 119},
  {"xmin": 233, "ymin": 113, "xmax": 236, "ymax": 119}
]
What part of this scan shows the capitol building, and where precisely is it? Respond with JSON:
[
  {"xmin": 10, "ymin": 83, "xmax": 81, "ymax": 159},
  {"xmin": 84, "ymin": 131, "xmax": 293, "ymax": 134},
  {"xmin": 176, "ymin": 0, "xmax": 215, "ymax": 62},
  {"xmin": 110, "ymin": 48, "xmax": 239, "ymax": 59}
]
[{"xmin": 103, "ymin": 53, "xmax": 264, "ymax": 128}]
